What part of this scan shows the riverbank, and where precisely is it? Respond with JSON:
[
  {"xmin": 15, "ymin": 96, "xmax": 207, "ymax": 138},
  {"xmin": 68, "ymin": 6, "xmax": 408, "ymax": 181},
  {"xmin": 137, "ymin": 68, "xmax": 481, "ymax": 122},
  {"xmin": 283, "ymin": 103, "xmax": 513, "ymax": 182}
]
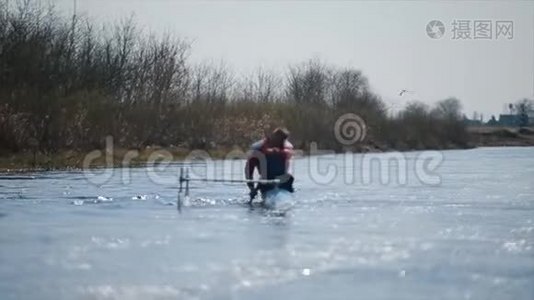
[
  {"xmin": 1, "ymin": 126, "xmax": 533, "ymax": 173},
  {"xmin": 467, "ymin": 126, "xmax": 534, "ymax": 147},
  {"xmin": 0, "ymin": 147, "xmax": 216, "ymax": 173}
]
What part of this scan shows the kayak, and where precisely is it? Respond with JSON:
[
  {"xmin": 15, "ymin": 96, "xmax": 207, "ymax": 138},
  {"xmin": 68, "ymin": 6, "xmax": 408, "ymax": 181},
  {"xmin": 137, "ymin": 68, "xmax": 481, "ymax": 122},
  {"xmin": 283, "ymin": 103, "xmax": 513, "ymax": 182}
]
[{"xmin": 262, "ymin": 188, "xmax": 295, "ymax": 211}]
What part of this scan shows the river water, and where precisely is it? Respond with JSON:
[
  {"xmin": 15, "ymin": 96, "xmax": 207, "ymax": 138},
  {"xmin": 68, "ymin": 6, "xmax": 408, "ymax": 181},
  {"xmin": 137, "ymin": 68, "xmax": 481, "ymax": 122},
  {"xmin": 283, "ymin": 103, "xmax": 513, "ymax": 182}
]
[{"xmin": 0, "ymin": 147, "xmax": 533, "ymax": 300}]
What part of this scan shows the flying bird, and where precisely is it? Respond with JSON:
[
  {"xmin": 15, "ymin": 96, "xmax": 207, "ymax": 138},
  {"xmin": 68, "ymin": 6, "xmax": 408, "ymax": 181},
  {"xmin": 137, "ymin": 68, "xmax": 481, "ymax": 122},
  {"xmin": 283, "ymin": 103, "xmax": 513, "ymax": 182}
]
[{"xmin": 399, "ymin": 89, "xmax": 415, "ymax": 96}]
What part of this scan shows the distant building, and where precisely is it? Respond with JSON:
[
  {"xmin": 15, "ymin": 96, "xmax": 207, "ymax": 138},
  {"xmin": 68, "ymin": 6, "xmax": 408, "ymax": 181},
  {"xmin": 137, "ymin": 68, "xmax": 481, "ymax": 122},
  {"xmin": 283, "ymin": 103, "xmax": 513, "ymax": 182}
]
[
  {"xmin": 498, "ymin": 114, "xmax": 521, "ymax": 126},
  {"xmin": 463, "ymin": 116, "xmax": 482, "ymax": 126},
  {"xmin": 487, "ymin": 115, "xmax": 498, "ymax": 126},
  {"xmin": 497, "ymin": 112, "xmax": 534, "ymax": 127}
]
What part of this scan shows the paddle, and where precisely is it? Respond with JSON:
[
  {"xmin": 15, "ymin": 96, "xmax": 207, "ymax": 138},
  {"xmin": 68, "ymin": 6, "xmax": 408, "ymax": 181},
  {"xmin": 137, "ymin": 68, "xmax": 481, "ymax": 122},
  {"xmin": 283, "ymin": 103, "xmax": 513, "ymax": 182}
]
[
  {"xmin": 177, "ymin": 167, "xmax": 281, "ymax": 206},
  {"xmin": 248, "ymin": 186, "xmax": 259, "ymax": 204}
]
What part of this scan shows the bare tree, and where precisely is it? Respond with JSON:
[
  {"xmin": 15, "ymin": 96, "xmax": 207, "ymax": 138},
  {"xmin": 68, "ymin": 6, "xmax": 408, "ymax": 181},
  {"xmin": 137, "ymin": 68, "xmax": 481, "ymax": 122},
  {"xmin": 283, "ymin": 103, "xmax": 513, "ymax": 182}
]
[
  {"xmin": 331, "ymin": 69, "xmax": 368, "ymax": 108},
  {"xmin": 0, "ymin": 1, "xmax": 472, "ymax": 156},
  {"xmin": 254, "ymin": 68, "xmax": 282, "ymax": 103},
  {"xmin": 432, "ymin": 97, "xmax": 463, "ymax": 121},
  {"xmin": 234, "ymin": 67, "xmax": 282, "ymax": 103},
  {"xmin": 286, "ymin": 58, "xmax": 331, "ymax": 106},
  {"xmin": 515, "ymin": 99, "xmax": 533, "ymax": 127},
  {"xmin": 190, "ymin": 61, "xmax": 233, "ymax": 104}
]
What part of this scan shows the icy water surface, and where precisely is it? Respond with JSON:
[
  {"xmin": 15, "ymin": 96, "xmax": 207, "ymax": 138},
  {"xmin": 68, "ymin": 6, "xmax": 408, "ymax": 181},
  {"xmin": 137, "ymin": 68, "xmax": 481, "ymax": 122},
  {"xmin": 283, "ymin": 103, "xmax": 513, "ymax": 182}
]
[{"xmin": 0, "ymin": 147, "xmax": 533, "ymax": 300}]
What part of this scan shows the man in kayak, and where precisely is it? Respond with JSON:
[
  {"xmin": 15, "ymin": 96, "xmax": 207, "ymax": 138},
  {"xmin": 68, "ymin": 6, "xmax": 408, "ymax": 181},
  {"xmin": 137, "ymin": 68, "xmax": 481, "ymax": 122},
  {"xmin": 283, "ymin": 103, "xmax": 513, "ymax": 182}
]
[{"xmin": 245, "ymin": 127, "xmax": 295, "ymax": 203}]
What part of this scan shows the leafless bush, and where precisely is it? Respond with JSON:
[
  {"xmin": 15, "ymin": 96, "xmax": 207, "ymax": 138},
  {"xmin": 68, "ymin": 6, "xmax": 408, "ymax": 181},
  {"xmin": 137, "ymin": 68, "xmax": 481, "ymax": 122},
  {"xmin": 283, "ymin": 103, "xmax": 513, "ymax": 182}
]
[{"xmin": 0, "ymin": 2, "xmax": 469, "ymax": 155}]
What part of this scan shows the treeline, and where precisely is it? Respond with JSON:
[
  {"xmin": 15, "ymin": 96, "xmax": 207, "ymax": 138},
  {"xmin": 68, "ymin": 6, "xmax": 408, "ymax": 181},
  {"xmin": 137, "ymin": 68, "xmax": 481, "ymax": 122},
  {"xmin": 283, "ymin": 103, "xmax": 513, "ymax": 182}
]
[{"xmin": 0, "ymin": 1, "xmax": 468, "ymax": 155}]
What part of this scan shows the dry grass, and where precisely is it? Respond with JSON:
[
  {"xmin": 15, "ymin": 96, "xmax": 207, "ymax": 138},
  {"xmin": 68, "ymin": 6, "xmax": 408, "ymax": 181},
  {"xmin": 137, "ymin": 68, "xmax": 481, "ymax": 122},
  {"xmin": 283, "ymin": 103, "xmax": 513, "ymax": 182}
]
[{"xmin": 467, "ymin": 126, "xmax": 534, "ymax": 147}]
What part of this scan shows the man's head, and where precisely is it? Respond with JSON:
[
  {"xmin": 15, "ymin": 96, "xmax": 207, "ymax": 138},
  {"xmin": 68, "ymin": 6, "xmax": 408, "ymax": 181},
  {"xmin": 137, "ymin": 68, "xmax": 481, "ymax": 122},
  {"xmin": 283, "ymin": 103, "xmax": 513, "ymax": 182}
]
[{"xmin": 269, "ymin": 127, "xmax": 290, "ymax": 147}]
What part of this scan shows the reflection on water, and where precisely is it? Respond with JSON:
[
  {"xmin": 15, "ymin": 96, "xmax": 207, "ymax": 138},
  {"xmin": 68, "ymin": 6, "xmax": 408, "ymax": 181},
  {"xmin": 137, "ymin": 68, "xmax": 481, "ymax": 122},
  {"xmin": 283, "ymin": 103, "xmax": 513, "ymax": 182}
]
[{"xmin": 0, "ymin": 147, "xmax": 533, "ymax": 300}]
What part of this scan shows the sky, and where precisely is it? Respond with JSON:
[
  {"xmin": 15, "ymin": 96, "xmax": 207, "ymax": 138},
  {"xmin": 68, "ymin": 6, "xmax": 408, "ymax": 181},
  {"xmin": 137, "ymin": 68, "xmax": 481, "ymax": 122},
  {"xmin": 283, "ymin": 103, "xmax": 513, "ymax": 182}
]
[{"xmin": 50, "ymin": 0, "xmax": 534, "ymax": 119}]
